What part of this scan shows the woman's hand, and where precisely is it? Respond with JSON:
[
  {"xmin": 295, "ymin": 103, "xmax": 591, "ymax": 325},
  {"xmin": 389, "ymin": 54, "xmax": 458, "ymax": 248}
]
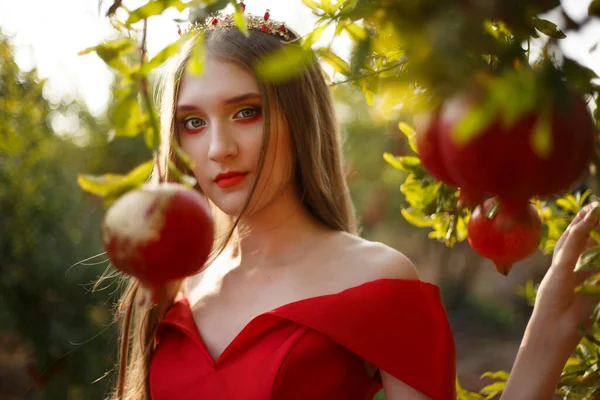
[
  {"xmin": 502, "ymin": 202, "xmax": 600, "ymax": 400},
  {"xmin": 532, "ymin": 201, "xmax": 600, "ymax": 347}
]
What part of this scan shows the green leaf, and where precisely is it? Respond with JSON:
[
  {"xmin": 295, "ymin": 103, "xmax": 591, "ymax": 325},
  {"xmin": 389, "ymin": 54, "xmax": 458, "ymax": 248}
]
[
  {"xmin": 168, "ymin": 160, "xmax": 197, "ymax": 188},
  {"xmin": 383, "ymin": 153, "xmax": 420, "ymax": 172},
  {"xmin": 400, "ymin": 173, "xmax": 442, "ymax": 208},
  {"xmin": 113, "ymin": 90, "xmax": 146, "ymax": 138},
  {"xmin": 576, "ymin": 281, "xmax": 600, "ymax": 296},
  {"xmin": 383, "ymin": 152, "xmax": 404, "ymax": 170},
  {"xmin": 255, "ymin": 45, "xmax": 315, "ymax": 82},
  {"xmin": 316, "ymin": 47, "xmax": 352, "ymax": 77},
  {"xmin": 481, "ymin": 371, "xmax": 510, "ymax": 380},
  {"xmin": 556, "ymin": 195, "xmax": 580, "ymax": 213},
  {"xmin": 126, "ymin": 0, "xmax": 186, "ymax": 25},
  {"xmin": 231, "ymin": 1, "xmax": 248, "ymax": 37},
  {"xmin": 365, "ymin": 90, "xmax": 374, "ymax": 106},
  {"xmin": 345, "ymin": 23, "xmax": 368, "ymax": 41},
  {"xmin": 303, "ymin": 25, "xmax": 328, "ymax": 49},
  {"xmin": 398, "ymin": 122, "xmax": 415, "ymax": 137},
  {"xmin": 591, "ymin": 230, "xmax": 600, "ymax": 244},
  {"xmin": 452, "ymin": 101, "xmax": 496, "ymax": 146},
  {"xmin": 301, "ymin": 0, "xmax": 319, "ymax": 11},
  {"xmin": 144, "ymin": 126, "xmax": 160, "ymax": 151},
  {"xmin": 401, "ymin": 208, "xmax": 438, "ymax": 228},
  {"xmin": 171, "ymin": 138, "xmax": 195, "ymax": 171},
  {"xmin": 480, "ymin": 381, "xmax": 507, "ymax": 395},
  {"xmin": 79, "ymin": 39, "xmax": 137, "ymax": 74},
  {"xmin": 77, "ymin": 160, "xmax": 155, "ymax": 204},
  {"xmin": 398, "ymin": 122, "xmax": 418, "ymax": 153},
  {"xmin": 515, "ymin": 280, "xmax": 537, "ymax": 306},
  {"xmin": 589, "ymin": 0, "xmax": 600, "ymax": 17},
  {"xmin": 187, "ymin": 32, "xmax": 206, "ymax": 75},
  {"xmin": 575, "ymin": 245, "xmax": 600, "ymax": 272},
  {"xmin": 532, "ymin": 18, "xmax": 566, "ymax": 39},
  {"xmin": 320, "ymin": 0, "xmax": 335, "ymax": 14},
  {"xmin": 141, "ymin": 40, "xmax": 182, "ymax": 75},
  {"xmin": 530, "ymin": 109, "xmax": 552, "ymax": 158}
]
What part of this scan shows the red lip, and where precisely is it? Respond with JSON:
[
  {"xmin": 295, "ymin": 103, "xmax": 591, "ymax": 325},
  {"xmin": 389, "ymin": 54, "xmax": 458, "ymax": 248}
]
[{"xmin": 214, "ymin": 171, "xmax": 248, "ymax": 188}]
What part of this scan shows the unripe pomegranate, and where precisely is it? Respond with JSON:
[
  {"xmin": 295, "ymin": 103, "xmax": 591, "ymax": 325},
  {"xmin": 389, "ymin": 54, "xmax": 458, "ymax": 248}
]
[
  {"xmin": 103, "ymin": 183, "xmax": 214, "ymax": 302},
  {"xmin": 467, "ymin": 198, "xmax": 542, "ymax": 275}
]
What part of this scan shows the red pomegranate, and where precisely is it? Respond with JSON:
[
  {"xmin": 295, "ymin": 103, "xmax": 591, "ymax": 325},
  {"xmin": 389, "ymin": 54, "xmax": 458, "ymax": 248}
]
[
  {"xmin": 415, "ymin": 110, "xmax": 460, "ymax": 187},
  {"xmin": 103, "ymin": 183, "xmax": 214, "ymax": 303},
  {"xmin": 437, "ymin": 89, "xmax": 595, "ymax": 205},
  {"xmin": 467, "ymin": 198, "xmax": 542, "ymax": 275},
  {"xmin": 415, "ymin": 111, "xmax": 486, "ymax": 208}
]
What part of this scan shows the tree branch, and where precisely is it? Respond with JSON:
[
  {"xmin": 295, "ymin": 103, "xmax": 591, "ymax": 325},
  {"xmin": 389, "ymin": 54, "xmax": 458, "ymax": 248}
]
[
  {"xmin": 330, "ymin": 56, "xmax": 407, "ymax": 87},
  {"xmin": 139, "ymin": 18, "xmax": 164, "ymax": 182}
]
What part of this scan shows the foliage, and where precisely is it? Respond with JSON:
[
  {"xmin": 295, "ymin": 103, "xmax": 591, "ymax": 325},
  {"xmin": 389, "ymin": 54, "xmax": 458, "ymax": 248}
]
[
  {"xmin": 0, "ymin": 28, "xmax": 155, "ymax": 397},
  {"xmin": 72, "ymin": 0, "xmax": 600, "ymax": 397},
  {"xmin": 0, "ymin": 31, "xmax": 117, "ymax": 398}
]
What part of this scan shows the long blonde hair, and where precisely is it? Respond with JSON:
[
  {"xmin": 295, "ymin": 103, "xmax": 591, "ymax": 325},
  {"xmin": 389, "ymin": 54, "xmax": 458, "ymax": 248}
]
[{"xmin": 107, "ymin": 24, "xmax": 357, "ymax": 400}]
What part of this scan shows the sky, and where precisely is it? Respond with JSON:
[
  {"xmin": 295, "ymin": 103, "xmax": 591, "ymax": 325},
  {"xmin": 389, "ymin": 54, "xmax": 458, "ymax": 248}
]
[{"xmin": 0, "ymin": 0, "xmax": 598, "ymax": 118}]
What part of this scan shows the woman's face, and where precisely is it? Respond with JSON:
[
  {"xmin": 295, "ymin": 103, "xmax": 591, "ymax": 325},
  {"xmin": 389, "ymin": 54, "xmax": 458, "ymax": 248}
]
[{"xmin": 176, "ymin": 56, "xmax": 294, "ymax": 217}]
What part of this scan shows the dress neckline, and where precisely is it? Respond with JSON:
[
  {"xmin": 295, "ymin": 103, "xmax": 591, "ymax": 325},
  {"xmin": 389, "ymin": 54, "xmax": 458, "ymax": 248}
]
[{"xmin": 158, "ymin": 278, "xmax": 435, "ymax": 369}]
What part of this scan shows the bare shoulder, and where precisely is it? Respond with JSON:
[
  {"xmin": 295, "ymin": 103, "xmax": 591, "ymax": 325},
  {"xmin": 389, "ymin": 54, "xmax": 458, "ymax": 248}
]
[{"xmin": 332, "ymin": 232, "xmax": 421, "ymax": 282}]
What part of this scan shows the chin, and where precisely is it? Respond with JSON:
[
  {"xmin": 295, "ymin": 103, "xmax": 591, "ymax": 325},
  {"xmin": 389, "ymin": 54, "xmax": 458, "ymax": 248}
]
[{"xmin": 210, "ymin": 193, "xmax": 248, "ymax": 217}]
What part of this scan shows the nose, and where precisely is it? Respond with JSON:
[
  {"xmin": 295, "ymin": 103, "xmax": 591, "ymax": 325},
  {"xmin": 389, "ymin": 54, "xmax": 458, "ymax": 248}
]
[{"xmin": 207, "ymin": 122, "xmax": 238, "ymax": 162}]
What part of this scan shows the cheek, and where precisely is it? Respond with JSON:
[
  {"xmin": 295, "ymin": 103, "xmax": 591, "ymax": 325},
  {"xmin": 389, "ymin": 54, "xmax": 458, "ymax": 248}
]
[{"xmin": 179, "ymin": 136, "xmax": 207, "ymax": 173}]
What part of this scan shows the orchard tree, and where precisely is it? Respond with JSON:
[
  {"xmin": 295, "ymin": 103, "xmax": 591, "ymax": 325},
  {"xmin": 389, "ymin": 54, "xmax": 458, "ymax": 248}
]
[{"xmin": 78, "ymin": 0, "xmax": 600, "ymax": 398}]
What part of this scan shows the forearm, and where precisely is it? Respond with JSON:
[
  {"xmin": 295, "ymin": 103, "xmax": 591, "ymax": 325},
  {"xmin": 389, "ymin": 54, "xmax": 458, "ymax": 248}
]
[{"xmin": 500, "ymin": 315, "xmax": 577, "ymax": 400}]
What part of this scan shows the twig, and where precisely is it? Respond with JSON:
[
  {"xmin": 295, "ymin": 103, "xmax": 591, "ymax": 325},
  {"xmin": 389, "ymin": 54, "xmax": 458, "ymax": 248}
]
[
  {"xmin": 106, "ymin": 0, "xmax": 123, "ymax": 17},
  {"xmin": 330, "ymin": 57, "xmax": 407, "ymax": 86},
  {"xmin": 138, "ymin": 18, "xmax": 164, "ymax": 182}
]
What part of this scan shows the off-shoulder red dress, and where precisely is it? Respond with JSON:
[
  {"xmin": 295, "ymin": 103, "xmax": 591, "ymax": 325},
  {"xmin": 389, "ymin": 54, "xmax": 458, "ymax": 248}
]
[{"xmin": 149, "ymin": 278, "xmax": 456, "ymax": 400}]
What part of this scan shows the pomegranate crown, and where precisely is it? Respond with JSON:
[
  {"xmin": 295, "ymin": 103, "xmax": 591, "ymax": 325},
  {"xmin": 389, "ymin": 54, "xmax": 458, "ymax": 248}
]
[{"xmin": 182, "ymin": 2, "xmax": 296, "ymax": 42}]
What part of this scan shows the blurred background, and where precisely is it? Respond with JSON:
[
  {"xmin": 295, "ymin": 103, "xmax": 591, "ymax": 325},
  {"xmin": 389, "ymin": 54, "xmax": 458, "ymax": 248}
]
[{"xmin": 0, "ymin": 0, "xmax": 599, "ymax": 399}]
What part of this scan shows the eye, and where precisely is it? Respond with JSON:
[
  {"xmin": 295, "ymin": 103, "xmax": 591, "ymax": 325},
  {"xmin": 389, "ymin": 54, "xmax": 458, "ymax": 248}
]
[
  {"xmin": 183, "ymin": 117, "xmax": 205, "ymax": 131},
  {"xmin": 234, "ymin": 107, "xmax": 261, "ymax": 119}
]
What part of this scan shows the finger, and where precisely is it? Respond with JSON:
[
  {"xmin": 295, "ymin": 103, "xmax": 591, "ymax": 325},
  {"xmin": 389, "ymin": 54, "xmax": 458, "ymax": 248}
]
[
  {"xmin": 555, "ymin": 203, "xmax": 599, "ymax": 254},
  {"xmin": 554, "ymin": 207, "xmax": 599, "ymax": 272},
  {"xmin": 572, "ymin": 202, "xmax": 600, "ymax": 226}
]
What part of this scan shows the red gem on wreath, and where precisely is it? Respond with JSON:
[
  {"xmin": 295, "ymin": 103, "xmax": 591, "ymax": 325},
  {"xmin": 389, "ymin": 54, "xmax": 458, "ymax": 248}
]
[
  {"xmin": 261, "ymin": 24, "xmax": 268, "ymax": 32},
  {"xmin": 212, "ymin": 18, "xmax": 218, "ymax": 26},
  {"xmin": 264, "ymin": 10, "xmax": 270, "ymax": 21}
]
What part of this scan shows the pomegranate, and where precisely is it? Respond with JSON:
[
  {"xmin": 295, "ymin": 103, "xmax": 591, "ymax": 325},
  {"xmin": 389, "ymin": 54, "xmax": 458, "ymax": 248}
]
[
  {"xmin": 103, "ymin": 183, "xmax": 214, "ymax": 303},
  {"xmin": 415, "ymin": 110, "xmax": 459, "ymax": 187},
  {"xmin": 415, "ymin": 111, "xmax": 485, "ymax": 208},
  {"xmin": 467, "ymin": 198, "xmax": 542, "ymax": 275},
  {"xmin": 438, "ymin": 89, "xmax": 595, "ymax": 206},
  {"xmin": 457, "ymin": 187, "xmax": 486, "ymax": 209}
]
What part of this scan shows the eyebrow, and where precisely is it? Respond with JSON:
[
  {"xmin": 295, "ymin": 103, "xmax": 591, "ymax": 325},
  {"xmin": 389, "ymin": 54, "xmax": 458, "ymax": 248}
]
[{"xmin": 176, "ymin": 93, "xmax": 261, "ymax": 113}]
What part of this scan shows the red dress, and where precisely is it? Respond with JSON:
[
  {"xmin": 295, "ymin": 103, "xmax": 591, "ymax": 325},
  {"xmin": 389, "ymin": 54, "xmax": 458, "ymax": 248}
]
[{"xmin": 149, "ymin": 278, "xmax": 456, "ymax": 399}]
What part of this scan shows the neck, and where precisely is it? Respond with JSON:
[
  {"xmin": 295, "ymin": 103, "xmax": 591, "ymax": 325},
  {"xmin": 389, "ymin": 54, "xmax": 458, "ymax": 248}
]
[{"xmin": 232, "ymin": 185, "xmax": 332, "ymax": 269}]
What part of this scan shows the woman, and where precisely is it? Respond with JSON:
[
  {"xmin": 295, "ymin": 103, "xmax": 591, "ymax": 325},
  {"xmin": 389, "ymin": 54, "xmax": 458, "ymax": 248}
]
[{"xmin": 109, "ymin": 10, "xmax": 600, "ymax": 400}]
